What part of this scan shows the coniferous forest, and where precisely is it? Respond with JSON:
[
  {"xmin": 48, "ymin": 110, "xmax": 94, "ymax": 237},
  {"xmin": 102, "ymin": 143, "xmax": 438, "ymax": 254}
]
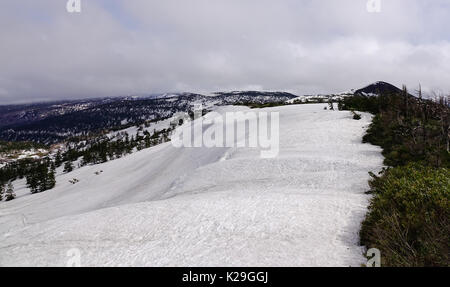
[{"xmin": 0, "ymin": 125, "xmax": 176, "ymax": 198}]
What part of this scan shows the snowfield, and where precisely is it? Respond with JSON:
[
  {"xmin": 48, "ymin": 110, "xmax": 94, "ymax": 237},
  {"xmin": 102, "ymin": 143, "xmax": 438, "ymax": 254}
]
[{"xmin": 0, "ymin": 104, "xmax": 383, "ymax": 267}]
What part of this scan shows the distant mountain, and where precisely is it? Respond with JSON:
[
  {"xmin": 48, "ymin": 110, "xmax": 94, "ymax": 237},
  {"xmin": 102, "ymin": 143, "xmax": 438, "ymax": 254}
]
[
  {"xmin": 354, "ymin": 81, "xmax": 403, "ymax": 97},
  {"xmin": 0, "ymin": 83, "xmax": 409, "ymax": 144},
  {"xmin": 0, "ymin": 98, "xmax": 116, "ymax": 129},
  {"xmin": 213, "ymin": 91, "xmax": 297, "ymax": 105},
  {"xmin": 214, "ymin": 91, "xmax": 296, "ymax": 98},
  {"xmin": 0, "ymin": 92, "xmax": 296, "ymax": 144},
  {"xmin": 291, "ymin": 81, "xmax": 406, "ymax": 103}
]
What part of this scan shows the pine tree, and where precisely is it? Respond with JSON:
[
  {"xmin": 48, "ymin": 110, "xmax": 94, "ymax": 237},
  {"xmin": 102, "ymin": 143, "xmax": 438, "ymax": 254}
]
[
  {"xmin": 55, "ymin": 151, "xmax": 63, "ymax": 167},
  {"xmin": 26, "ymin": 172, "xmax": 39, "ymax": 194},
  {"xmin": 45, "ymin": 164, "xmax": 56, "ymax": 191},
  {"xmin": 37, "ymin": 162, "xmax": 49, "ymax": 193},
  {"xmin": 5, "ymin": 182, "xmax": 15, "ymax": 201},
  {"xmin": 403, "ymin": 85, "xmax": 409, "ymax": 117},
  {"xmin": 25, "ymin": 159, "xmax": 56, "ymax": 194},
  {"xmin": 63, "ymin": 161, "xmax": 74, "ymax": 173},
  {"xmin": 0, "ymin": 183, "xmax": 4, "ymax": 201}
]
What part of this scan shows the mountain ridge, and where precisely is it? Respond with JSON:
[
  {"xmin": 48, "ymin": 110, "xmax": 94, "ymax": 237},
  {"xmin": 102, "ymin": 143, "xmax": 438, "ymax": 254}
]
[
  {"xmin": 0, "ymin": 82, "xmax": 404, "ymax": 144},
  {"xmin": 354, "ymin": 81, "xmax": 403, "ymax": 96}
]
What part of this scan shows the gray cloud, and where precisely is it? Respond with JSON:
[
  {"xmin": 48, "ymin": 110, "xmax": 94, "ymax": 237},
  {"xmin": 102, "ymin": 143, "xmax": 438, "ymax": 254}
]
[{"xmin": 0, "ymin": 0, "xmax": 449, "ymax": 104}]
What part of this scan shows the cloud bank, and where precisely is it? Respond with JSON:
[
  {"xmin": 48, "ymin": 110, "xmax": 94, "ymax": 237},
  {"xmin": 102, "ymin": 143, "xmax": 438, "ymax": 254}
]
[{"xmin": 0, "ymin": 0, "xmax": 449, "ymax": 103}]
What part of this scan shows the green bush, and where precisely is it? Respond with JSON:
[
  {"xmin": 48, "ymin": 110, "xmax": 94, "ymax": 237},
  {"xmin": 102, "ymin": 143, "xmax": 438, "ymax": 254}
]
[
  {"xmin": 343, "ymin": 92, "xmax": 450, "ymax": 168},
  {"xmin": 361, "ymin": 163, "xmax": 450, "ymax": 266}
]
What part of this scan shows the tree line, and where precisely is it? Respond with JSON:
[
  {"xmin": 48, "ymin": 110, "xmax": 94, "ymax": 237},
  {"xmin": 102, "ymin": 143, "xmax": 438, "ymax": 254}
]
[{"xmin": 1, "ymin": 124, "xmax": 176, "ymax": 202}]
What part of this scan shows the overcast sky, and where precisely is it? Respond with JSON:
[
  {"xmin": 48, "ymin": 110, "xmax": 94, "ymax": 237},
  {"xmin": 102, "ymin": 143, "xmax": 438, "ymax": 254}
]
[{"xmin": 0, "ymin": 0, "xmax": 449, "ymax": 104}]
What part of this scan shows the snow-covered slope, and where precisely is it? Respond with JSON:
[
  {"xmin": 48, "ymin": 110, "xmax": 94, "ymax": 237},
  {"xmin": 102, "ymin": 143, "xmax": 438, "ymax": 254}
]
[{"xmin": 0, "ymin": 104, "xmax": 383, "ymax": 267}]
